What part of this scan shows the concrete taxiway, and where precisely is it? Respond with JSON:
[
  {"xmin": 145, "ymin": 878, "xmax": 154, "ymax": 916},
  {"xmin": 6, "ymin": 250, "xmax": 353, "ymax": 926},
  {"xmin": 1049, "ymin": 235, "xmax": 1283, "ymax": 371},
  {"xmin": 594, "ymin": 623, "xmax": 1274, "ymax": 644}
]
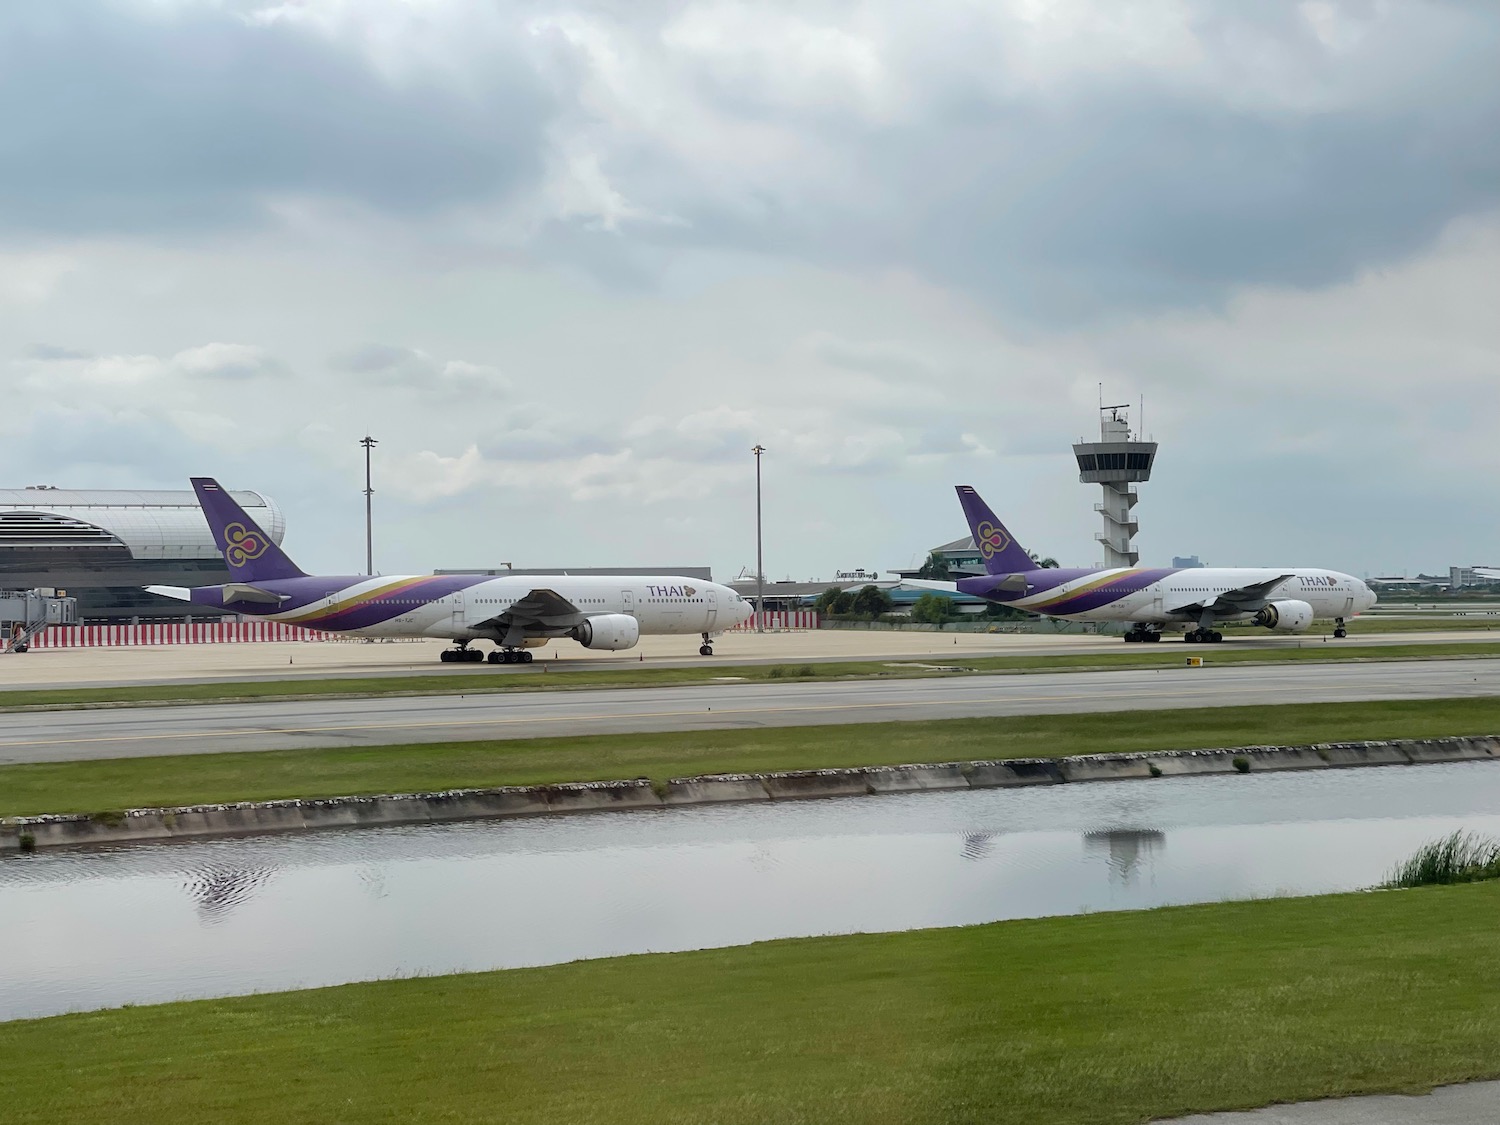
[
  {"xmin": 1159, "ymin": 1079, "xmax": 1500, "ymax": 1124},
  {"xmin": 2, "ymin": 627, "xmax": 1497, "ymax": 690},
  {"xmin": 2, "ymin": 657, "xmax": 1497, "ymax": 764}
]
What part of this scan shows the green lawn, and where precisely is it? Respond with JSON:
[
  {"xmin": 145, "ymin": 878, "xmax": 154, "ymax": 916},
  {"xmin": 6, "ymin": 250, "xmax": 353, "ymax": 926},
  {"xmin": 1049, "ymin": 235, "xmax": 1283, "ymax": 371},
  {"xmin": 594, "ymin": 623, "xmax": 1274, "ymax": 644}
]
[
  {"xmin": 4, "ymin": 640, "xmax": 1500, "ymax": 711},
  {"xmin": 3, "ymin": 697, "xmax": 1498, "ymax": 818},
  {"xmin": 4, "ymin": 884, "xmax": 1499, "ymax": 1124}
]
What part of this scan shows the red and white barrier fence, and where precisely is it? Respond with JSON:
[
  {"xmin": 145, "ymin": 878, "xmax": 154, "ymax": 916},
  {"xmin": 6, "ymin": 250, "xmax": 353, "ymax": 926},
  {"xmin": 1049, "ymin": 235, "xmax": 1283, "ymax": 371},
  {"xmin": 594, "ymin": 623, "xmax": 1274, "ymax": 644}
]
[
  {"xmin": 26, "ymin": 622, "xmax": 335, "ymax": 648},
  {"xmin": 728, "ymin": 611, "xmax": 819, "ymax": 631}
]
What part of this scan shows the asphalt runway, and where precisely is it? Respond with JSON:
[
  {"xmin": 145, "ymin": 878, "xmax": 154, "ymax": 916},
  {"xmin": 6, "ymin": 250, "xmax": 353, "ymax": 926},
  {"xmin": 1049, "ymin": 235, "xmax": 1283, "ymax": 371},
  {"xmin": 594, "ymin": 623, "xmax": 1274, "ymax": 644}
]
[
  {"xmin": 3, "ymin": 628, "xmax": 1497, "ymax": 691},
  {"xmin": 2, "ymin": 658, "xmax": 1497, "ymax": 764}
]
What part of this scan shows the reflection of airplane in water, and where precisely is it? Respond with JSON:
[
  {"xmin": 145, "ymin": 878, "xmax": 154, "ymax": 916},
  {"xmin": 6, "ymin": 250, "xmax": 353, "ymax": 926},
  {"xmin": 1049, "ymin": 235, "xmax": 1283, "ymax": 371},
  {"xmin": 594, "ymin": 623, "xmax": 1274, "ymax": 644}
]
[
  {"xmin": 960, "ymin": 832, "xmax": 996, "ymax": 861},
  {"xmin": 183, "ymin": 865, "xmax": 272, "ymax": 924},
  {"xmin": 149, "ymin": 478, "xmax": 753, "ymax": 663},
  {"xmin": 1084, "ymin": 829, "xmax": 1165, "ymax": 885}
]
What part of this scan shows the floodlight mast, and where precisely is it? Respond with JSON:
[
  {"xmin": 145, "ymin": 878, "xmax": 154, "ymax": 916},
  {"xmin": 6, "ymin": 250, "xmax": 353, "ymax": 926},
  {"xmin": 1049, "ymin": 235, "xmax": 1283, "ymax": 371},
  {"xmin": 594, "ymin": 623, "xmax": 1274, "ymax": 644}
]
[
  {"xmin": 752, "ymin": 444, "xmax": 766, "ymax": 634},
  {"xmin": 360, "ymin": 435, "xmax": 378, "ymax": 576}
]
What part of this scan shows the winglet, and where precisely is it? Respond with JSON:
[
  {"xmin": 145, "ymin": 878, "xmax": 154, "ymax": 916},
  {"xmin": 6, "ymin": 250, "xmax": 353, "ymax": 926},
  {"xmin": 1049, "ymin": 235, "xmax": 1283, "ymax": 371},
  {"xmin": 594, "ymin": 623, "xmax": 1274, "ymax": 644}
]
[
  {"xmin": 955, "ymin": 486, "xmax": 1036, "ymax": 576},
  {"xmin": 191, "ymin": 477, "xmax": 305, "ymax": 583}
]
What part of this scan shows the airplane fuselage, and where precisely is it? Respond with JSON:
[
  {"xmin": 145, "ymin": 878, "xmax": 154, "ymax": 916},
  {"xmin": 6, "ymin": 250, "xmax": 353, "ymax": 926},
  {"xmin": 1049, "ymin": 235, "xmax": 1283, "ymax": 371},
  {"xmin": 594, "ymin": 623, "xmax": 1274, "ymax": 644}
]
[
  {"xmin": 957, "ymin": 566, "xmax": 1376, "ymax": 627},
  {"xmin": 186, "ymin": 573, "xmax": 747, "ymax": 643}
]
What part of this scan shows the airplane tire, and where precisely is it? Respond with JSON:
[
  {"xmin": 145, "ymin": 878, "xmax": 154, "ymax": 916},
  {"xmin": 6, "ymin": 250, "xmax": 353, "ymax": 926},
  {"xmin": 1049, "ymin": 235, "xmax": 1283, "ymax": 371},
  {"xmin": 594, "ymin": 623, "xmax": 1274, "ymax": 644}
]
[
  {"xmin": 699, "ymin": 644, "xmax": 713, "ymax": 656},
  {"xmin": 1209, "ymin": 631, "xmax": 1223, "ymax": 643},
  {"xmin": 440, "ymin": 650, "xmax": 455, "ymax": 663},
  {"xmin": 1184, "ymin": 632, "xmax": 1198, "ymax": 643},
  {"xmin": 1148, "ymin": 632, "xmax": 1161, "ymax": 642},
  {"xmin": 1334, "ymin": 628, "xmax": 1347, "ymax": 639},
  {"xmin": 487, "ymin": 651, "xmax": 502, "ymax": 664},
  {"xmin": 521, "ymin": 650, "xmax": 534, "ymax": 663}
]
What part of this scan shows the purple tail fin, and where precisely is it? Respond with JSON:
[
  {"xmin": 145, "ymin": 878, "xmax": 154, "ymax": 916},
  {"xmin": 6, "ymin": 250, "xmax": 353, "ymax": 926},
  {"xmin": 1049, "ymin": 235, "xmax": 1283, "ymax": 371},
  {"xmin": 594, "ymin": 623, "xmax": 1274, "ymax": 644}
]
[
  {"xmin": 955, "ymin": 486, "xmax": 1036, "ymax": 576},
  {"xmin": 191, "ymin": 477, "xmax": 305, "ymax": 583}
]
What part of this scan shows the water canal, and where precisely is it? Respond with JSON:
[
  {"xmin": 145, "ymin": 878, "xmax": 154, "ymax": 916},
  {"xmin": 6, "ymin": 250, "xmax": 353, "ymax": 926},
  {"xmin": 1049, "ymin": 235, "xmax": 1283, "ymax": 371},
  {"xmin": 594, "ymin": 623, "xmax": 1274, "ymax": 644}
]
[{"xmin": 5, "ymin": 760, "xmax": 1500, "ymax": 1022}]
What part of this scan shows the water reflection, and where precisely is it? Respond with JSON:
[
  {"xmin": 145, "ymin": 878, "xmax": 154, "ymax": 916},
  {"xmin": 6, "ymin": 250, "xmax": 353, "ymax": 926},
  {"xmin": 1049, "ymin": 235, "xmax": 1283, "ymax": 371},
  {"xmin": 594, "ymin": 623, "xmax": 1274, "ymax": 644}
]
[
  {"xmin": 183, "ymin": 866, "xmax": 272, "ymax": 925},
  {"xmin": 1084, "ymin": 829, "xmax": 1165, "ymax": 885},
  {"xmin": 960, "ymin": 831, "xmax": 996, "ymax": 861},
  {"xmin": 3, "ymin": 760, "xmax": 1500, "ymax": 1023}
]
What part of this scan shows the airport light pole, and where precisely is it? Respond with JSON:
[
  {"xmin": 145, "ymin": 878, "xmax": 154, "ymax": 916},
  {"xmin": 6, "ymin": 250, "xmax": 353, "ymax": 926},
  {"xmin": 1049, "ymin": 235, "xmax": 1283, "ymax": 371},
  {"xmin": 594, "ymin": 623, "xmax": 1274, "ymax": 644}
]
[
  {"xmin": 360, "ymin": 435, "xmax": 378, "ymax": 576},
  {"xmin": 752, "ymin": 444, "xmax": 766, "ymax": 634}
]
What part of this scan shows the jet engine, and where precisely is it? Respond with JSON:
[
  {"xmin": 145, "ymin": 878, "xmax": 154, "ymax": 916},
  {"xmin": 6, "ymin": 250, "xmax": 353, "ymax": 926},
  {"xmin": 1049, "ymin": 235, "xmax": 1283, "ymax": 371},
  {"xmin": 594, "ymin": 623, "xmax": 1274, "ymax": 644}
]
[
  {"xmin": 1252, "ymin": 600, "xmax": 1314, "ymax": 633},
  {"xmin": 571, "ymin": 613, "xmax": 641, "ymax": 650}
]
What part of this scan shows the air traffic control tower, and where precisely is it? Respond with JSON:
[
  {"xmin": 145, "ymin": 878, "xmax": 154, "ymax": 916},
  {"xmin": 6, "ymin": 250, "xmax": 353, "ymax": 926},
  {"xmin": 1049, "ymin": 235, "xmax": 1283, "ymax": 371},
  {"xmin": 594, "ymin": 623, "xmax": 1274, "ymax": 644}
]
[{"xmin": 1073, "ymin": 405, "xmax": 1157, "ymax": 569}]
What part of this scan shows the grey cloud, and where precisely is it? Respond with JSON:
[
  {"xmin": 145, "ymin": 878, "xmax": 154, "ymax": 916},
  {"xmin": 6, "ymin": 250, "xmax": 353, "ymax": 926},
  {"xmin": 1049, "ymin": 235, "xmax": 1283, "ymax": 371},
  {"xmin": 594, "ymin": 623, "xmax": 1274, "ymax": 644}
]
[
  {"xmin": 576, "ymin": 3, "xmax": 1500, "ymax": 322},
  {"xmin": 0, "ymin": 2, "xmax": 553, "ymax": 235},
  {"xmin": 812, "ymin": 338, "xmax": 937, "ymax": 382},
  {"xmin": 175, "ymin": 343, "xmax": 286, "ymax": 380},
  {"xmin": 2, "ymin": 406, "xmax": 212, "ymax": 482},
  {"xmin": 332, "ymin": 344, "xmax": 426, "ymax": 376},
  {"xmin": 23, "ymin": 344, "xmax": 94, "ymax": 361},
  {"xmin": 478, "ymin": 405, "xmax": 616, "ymax": 462}
]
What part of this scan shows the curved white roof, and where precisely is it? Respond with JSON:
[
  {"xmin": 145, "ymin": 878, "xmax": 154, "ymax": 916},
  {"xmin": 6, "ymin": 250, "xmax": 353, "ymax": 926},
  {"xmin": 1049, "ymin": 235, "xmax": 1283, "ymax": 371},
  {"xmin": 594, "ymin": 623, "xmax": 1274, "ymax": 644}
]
[{"xmin": 0, "ymin": 488, "xmax": 285, "ymax": 560}]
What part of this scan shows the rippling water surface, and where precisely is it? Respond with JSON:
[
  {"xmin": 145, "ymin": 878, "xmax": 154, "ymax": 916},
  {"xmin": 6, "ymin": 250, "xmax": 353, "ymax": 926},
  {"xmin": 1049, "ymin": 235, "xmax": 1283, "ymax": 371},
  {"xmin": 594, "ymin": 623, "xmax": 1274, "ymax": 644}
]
[{"xmin": 5, "ymin": 761, "xmax": 1500, "ymax": 1022}]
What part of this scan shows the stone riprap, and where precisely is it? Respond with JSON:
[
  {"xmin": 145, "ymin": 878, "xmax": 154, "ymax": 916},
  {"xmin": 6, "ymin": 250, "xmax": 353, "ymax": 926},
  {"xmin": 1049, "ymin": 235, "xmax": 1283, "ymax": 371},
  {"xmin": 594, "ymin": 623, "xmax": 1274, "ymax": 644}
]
[{"xmin": 2, "ymin": 736, "xmax": 1496, "ymax": 853}]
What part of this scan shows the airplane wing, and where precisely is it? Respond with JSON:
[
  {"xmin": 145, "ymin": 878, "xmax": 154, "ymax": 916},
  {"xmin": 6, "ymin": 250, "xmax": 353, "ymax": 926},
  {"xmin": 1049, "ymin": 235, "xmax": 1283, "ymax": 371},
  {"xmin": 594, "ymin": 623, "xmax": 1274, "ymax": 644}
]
[
  {"xmin": 474, "ymin": 587, "xmax": 588, "ymax": 646},
  {"xmin": 1166, "ymin": 574, "xmax": 1295, "ymax": 618},
  {"xmin": 899, "ymin": 579, "xmax": 961, "ymax": 593}
]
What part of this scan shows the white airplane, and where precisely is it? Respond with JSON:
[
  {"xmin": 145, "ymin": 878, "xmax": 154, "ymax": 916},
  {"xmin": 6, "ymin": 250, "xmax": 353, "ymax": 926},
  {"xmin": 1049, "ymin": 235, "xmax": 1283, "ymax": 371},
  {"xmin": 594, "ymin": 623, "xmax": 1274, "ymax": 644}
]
[
  {"xmin": 916, "ymin": 486, "xmax": 1377, "ymax": 643},
  {"xmin": 147, "ymin": 478, "xmax": 754, "ymax": 663}
]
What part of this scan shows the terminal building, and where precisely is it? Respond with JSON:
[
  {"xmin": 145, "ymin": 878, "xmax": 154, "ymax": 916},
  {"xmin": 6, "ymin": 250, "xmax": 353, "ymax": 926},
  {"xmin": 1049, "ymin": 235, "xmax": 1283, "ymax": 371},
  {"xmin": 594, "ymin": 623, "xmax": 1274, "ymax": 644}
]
[{"xmin": 0, "ymin": 486, "xmax": 285, "ymax": 621}]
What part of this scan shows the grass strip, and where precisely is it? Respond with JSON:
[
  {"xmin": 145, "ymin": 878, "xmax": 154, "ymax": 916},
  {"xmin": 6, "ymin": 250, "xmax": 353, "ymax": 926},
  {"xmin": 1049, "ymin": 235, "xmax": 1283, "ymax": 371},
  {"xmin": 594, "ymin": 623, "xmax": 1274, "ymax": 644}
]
[
  {"xmin": 3, "ymin": 697, "xmax": 1497, "ymax": 818},
  {"xmin": 4, "ymin": 883, "xmax": 1500, "ymax": 1124},
  {"xmin": 4, "ymin": 639, "xmax": 1500, "ymax": 711}
]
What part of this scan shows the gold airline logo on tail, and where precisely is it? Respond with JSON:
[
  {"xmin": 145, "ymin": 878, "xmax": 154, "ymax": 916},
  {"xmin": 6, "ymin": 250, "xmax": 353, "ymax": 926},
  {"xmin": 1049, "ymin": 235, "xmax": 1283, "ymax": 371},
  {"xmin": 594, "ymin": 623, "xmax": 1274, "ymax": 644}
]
[
  {"xmin": 224, "ymin": 522, "xmax": 269, "ymax": 568},
  {"xmin": 976, "ymin": 520, "xmax": 1011, "ymax": 560}
]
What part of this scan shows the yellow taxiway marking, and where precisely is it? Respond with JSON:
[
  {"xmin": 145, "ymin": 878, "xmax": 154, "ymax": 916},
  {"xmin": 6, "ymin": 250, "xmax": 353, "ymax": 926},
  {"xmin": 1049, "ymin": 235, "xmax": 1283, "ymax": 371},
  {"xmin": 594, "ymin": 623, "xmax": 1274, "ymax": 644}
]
[{"xmin": 0, "ymin": 682, "xmax": 1392, "ymax": 748}]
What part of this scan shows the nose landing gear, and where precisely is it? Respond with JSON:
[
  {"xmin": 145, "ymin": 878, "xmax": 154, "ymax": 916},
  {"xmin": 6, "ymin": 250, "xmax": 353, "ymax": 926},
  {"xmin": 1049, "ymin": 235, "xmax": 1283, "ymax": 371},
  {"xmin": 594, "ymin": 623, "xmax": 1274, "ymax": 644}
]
[
  {"xmin": 699, "ymin": 632, "xmax": 714, "ymax": 657},
  {"xmin": 1333, "ymin": 617, "xmax": 1348, "ymax": 639}
]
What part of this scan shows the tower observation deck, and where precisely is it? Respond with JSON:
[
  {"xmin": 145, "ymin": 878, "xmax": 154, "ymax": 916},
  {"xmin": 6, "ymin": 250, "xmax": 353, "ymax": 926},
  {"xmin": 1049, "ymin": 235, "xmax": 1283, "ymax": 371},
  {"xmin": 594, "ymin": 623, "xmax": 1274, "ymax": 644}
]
[{"xmin": 1073, "ymin": 405, "xmax": 1157, "ymax": 569}]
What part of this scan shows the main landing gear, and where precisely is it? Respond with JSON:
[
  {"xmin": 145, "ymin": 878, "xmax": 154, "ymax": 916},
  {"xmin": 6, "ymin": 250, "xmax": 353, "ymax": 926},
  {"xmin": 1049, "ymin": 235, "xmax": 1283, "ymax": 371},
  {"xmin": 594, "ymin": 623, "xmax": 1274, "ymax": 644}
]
[
  {"xmin": 1184, "ymin": 628, "xmax": 1223, "ymax": 644},
  {"xmin": 1123, "ymin": 626, "xmax": 1162, "ymax": 643},
  {"xmin": 440, "ymin": 643, "xmax": 533, "ymax": 664},
  {"xmin": 699, "ymin": 632, "xmax": 715, "ymax": 657},
  {"xmin": 1333, "ymin": 617, "xmax": 1348, "ymax": 640},
  {"xmin": 487, "ymin": 648, "xmax": 534, "ymax": 665}
]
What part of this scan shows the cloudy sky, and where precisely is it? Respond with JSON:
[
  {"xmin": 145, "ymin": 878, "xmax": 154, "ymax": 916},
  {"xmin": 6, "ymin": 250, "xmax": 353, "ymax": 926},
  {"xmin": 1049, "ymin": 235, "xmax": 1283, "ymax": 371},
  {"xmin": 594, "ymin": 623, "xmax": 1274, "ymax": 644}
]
[{"xmin": 3, "ymin": 0, "xmax": 1497, "ymax": 580}]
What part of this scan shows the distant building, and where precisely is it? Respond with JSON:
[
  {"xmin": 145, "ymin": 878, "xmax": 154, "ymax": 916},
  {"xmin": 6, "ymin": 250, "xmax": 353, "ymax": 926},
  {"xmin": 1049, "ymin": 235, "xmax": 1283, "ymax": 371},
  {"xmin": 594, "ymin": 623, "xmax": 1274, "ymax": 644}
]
[
  {"xmin": 0, "ymin": 486, "xmax": 284, "ymax": 621},
  {"xmin": 890, "ymin": 537, "xmax": 988, "ymax": 580},
  {"xmin": 1172, "ymin": 555, "xmax": 1204, "ymax": 569}
]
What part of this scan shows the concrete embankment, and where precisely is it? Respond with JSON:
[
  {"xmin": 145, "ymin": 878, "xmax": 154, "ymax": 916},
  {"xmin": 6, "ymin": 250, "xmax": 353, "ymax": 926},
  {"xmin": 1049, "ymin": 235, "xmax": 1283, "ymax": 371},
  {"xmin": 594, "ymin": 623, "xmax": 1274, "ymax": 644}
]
[{"xmin": 3, "ymin": 736, "xmax": 1497, "ymax": 853}]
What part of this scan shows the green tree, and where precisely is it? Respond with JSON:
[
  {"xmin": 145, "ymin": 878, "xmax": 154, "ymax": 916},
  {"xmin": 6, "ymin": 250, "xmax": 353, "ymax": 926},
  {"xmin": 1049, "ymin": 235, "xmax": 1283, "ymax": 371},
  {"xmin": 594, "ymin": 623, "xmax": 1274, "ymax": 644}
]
[
  {"xmin": 915, "ymin": 552, "xmax": 951, "ymax": 581},
  {"xmin": 1028, "ymin": 551, "xmax": 1060, "ymax": 568},
  {"xmin": 910, "ymin": 592, "xmax": 955, "ymax": 624},
  {"xmin": 851, "ymin": 585, "xmax": 894, "ymax": 618},
  {"xmin": 813, "ymin": 587, "xmax": 844, "ymax": 615},
  {"xmin": 830, "ymin": 591, "xmax": 855, "ymax": 615}
]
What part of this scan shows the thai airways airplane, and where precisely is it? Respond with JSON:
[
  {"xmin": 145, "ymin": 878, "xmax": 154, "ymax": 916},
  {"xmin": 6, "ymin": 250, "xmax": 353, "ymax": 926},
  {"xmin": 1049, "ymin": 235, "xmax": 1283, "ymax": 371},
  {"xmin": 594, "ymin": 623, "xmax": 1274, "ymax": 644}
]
[
  {"xmin": 147, "ymin": 478, "xmax": 753, "ymax": 663},
  {"xmin": 928, "ymin": 486, "xmax": 1376, "ymax": 643}
]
